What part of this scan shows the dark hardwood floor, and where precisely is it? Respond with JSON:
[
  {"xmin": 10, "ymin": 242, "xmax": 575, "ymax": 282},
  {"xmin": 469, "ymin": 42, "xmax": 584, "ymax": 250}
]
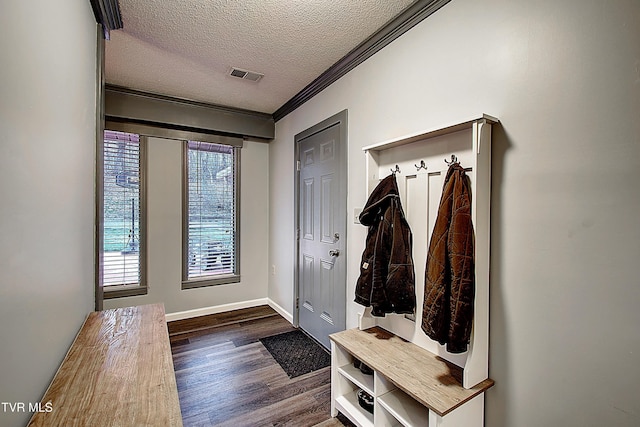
[{"xmin": 168, "ymin": 306, "xmax": 353, "ymax": 427}]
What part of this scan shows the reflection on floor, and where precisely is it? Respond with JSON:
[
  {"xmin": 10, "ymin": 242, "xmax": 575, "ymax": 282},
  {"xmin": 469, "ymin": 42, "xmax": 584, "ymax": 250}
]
[{"xmin": 168, "ymin": 305, "xmax": 354, "ymax": 427}]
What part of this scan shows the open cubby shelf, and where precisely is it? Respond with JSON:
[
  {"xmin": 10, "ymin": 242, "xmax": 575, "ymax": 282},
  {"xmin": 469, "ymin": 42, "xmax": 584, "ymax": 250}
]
[{"xmin": 330, "ymin": 327, "xmax": 494, "ymax": 427}]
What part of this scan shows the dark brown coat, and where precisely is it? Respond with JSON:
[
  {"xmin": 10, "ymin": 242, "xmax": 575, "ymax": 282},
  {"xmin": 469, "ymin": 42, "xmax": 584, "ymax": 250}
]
[
  {"xmin": 355, "ymin": 174, "xmax": 416, "ymax": 317},
  {"xmin": 421, "ymin": 164, "xmax": 475, "ymax": 353}
]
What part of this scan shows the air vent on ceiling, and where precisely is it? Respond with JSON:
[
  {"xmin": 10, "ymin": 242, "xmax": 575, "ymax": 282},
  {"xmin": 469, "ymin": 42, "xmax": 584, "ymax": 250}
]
[{"xmin": 229, "ymin": 67, "xmax": 264, "ymax": 82}]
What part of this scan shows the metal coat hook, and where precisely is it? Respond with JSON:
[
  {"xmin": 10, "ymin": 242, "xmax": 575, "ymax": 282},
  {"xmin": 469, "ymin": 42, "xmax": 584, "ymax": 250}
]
[
  {"xmin": 390, "ymin": 165, "xmax": 401, "ymax": 175},
  {"xmin": 444, "ymin": 154, "xmax": 458, "ymax": 166},
  {"xmin": 414, "ymin": 160, "xmax": 427, "ymax": 171}
]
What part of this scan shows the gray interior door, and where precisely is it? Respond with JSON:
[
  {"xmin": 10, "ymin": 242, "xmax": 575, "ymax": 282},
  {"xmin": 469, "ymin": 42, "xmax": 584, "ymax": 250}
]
[{"xmin": 296, "ymin": 112, "xmax": 347, "ymax": 349}]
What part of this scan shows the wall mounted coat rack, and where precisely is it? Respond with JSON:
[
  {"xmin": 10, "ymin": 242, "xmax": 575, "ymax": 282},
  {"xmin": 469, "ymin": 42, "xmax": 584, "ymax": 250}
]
[{"xmin": 331, "ymin": 114, "xmax": 498, "ymax": 427}]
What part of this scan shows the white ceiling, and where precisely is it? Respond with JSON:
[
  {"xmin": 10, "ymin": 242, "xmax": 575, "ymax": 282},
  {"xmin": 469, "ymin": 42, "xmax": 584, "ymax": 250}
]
[{"xmin": 105, "ymin": 0, "xmax": 417, "ymax": 114}]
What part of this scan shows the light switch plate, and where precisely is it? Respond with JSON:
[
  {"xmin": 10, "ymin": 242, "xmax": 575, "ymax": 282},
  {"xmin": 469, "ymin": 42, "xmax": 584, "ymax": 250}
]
[{"xmin": 354, "ymin": 208, "xmax": 363, "ymax": 224}]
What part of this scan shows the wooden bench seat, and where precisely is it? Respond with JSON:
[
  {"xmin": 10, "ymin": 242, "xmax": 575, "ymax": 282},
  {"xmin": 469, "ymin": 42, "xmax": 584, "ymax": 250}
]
[{"xmin": 28, "ymin": 304, "xmax": 183, "ymax": 426}]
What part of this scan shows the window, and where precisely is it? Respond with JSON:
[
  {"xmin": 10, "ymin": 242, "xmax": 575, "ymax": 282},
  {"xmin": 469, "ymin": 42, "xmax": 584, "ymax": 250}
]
[
  {"xmin": 102, "ymin": 130, "xmax": 146, "ymax": 297},
  {"xmin": 183, "ymin": 141, "xmax": 239, "ymax": 288}
]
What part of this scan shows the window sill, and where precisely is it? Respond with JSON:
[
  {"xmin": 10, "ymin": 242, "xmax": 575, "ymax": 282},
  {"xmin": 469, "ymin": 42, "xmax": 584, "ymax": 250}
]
[
  {"xmin": 103, "ymin": 284, "xmax": 148, "ymax": 299},
  {"xmin": 182, "ymin": 274, "xmax": 240, "ymax": 290}
]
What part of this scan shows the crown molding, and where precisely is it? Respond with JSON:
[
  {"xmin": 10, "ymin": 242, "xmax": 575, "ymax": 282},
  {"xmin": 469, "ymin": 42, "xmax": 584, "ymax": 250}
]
[
  {"xmin": 272, "ymin": 0, "xmax": 451, "ymax": 122},
  {"xmin": 89, "ymin": 0, "xmax": 123, "ymax": 38}
]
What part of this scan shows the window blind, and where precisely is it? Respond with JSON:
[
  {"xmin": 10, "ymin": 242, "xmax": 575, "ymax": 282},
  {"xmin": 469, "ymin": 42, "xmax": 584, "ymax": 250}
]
[
  {"xmin": 103, "ymin": 130, "xmax": 142, "ymax": 286},
  {"xmin": 186, "ymin": 141, "xmax": 237, "ymax": 280}
]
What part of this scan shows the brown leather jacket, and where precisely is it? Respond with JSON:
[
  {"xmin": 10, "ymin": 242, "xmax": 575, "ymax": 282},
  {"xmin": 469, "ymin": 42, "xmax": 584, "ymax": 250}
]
[
  {"xmin": 355, "ymin": 174, "xmax": 416, "ymax": 317},
  {"xmin": 421, "ymin": 163, "xmax": 475, "ymax": 353}
]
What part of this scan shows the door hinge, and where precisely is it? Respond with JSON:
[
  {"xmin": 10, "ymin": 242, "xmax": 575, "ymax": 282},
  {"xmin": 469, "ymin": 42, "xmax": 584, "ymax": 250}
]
[
  {"xmin": 296, "ymin": 297, "xmax": 299, "ymax": 310},
  {"xmin": 296, "ymin": 160, "xmax": 301, "ymax": 171}
]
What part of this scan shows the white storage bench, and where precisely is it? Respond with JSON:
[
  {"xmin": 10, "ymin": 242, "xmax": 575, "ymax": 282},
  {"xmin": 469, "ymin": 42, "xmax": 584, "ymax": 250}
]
[{"xmin": 330, "ymin": 327, "xmax": 494, "ymax": 427}]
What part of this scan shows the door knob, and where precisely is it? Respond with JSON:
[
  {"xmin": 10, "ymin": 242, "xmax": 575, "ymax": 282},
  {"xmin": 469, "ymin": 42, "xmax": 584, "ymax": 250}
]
[{"xmin": 329, "ymin": 249, "xmax": 340, "ymax": 257}]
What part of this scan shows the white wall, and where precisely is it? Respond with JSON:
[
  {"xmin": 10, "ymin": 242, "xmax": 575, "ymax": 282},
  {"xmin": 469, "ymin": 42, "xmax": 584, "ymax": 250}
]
[
  {"xmin": 269, "ymin": 0, "xmax": 640, "ymax": 425},
  {"xmin": 0, "ymin": 1, "xmax": 97, "ymax": 426},
  {"xmin": 104, "ymin": 138, "xmax": 269, "ymax": 315}
]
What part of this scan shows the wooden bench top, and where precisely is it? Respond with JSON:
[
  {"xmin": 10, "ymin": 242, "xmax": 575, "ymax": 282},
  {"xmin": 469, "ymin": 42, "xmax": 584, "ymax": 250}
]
[
  {"xmin": 29, "ymin": 304, "xmax": 183, "ymax": 426},
  {"xmin": 330, "ymin": 327, "xmax": 494, "ymax": 417}
]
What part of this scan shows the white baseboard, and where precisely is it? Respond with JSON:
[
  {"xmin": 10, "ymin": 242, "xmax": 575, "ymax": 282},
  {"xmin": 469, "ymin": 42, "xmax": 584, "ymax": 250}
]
[
  {"xmin": 267, "ymin": 298, "xmax": 294, "ymax": 324},
  {"xmin": 165, "ymin": 298, "xmax": 269, "ymax": 322}
]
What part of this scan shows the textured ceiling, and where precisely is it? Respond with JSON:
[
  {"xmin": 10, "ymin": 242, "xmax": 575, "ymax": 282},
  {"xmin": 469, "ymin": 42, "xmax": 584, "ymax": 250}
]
[{"xmin": 105, "ymin": 0, "xmax": 416, "ymax": 114}]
